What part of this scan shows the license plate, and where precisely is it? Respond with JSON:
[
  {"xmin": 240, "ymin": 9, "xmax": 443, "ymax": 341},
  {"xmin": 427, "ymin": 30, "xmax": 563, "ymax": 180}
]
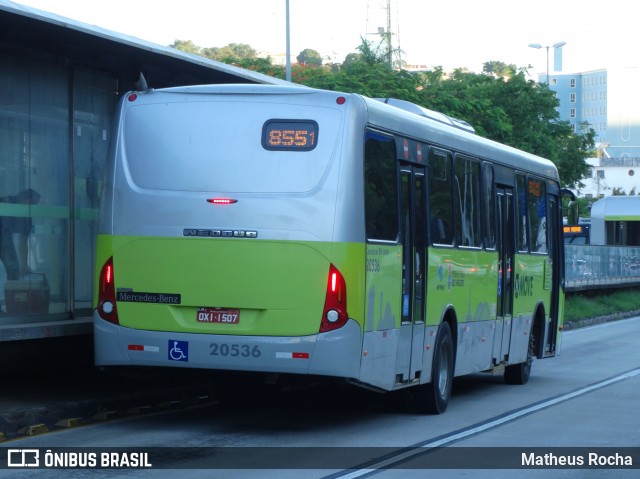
[{"xmin": 196, "ymin": 308, "xmax": 240, "ymax": 324}]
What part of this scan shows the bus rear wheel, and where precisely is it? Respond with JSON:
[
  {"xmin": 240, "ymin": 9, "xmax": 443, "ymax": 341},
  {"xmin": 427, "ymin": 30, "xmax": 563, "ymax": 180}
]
[
  {"xmin": 412, "ymin": 321, "xmax": 454, "ymax": 414},
  {"xmin": 504, "ymin": 333, "xmax": 534, "ymax": 385}
]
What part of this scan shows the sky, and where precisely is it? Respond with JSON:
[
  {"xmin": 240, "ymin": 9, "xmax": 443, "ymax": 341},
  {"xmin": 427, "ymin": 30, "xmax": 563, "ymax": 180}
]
[{"xmin": 12, "ymin": 0, "xmax": 640, "ymax": 76}]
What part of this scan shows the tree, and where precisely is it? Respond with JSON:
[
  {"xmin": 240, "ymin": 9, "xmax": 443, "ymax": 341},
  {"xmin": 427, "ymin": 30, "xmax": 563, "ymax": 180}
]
[
  {"xmin": 482, "ymin": 61, "xmax": 517, "ymax": 78},
  {"xmin": 356, "ymin": 37, "xmax": 393, "ymax": 67},
  {"xmin": 171, "ymin": 40, "xmax": 256, "ymax": 61},
  {"xmin": 343, "ymin": 52, "xmax": 361, "ymax": 66},
  {"xmin": 217, "ymin": 43, "xmax": 256, "ymax": 59},
  {"xmin": 170, "ymin": 40, "xmax": 201, "ymax": 55},
  {"xmin": 415, "ymin": 67, "xmax": 594, "ymax": 187},
  {"xmin": 296, "ymin": 49, "xmax": 322, "ymax": 67}
]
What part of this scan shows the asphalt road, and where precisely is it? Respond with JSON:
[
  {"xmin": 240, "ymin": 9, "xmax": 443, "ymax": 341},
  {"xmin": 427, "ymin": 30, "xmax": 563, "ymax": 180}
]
[{"xmin": 1, "ymin": 317, "xmax": 639, "ymax": 478}]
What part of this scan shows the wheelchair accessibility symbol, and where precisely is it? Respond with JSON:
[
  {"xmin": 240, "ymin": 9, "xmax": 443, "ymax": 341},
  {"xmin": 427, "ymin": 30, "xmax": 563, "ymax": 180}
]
[{"xmin": 168, "ymin": 340, "xmax": 189, "ymax": 362}]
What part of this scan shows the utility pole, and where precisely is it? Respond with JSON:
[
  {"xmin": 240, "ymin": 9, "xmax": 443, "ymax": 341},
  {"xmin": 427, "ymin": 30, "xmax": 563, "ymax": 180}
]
[
  {"xmin": 386, "ymin": 0, "xmax": 392, "ymax": 67},
  {"xmin": 285, "ymin": 0, "xmax": 291, "ymax": 81}
]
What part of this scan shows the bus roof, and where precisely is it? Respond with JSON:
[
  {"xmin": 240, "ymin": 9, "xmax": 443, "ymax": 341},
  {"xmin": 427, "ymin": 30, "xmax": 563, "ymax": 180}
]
[
  {"xmin": 362, "ymin": 95, "xmax": 559, "ymax": 182},
  {"xmin": 591, "ymin": 196, "xmax": 640, "ymax": 221},
  {"xmin": 133, "ymin": 83, "xmax": 560, "ymax": 182}
]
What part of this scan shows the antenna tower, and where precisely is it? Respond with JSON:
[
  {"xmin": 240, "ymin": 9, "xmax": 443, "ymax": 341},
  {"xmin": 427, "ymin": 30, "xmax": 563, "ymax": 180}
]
[{"xmin": 365, "ymin": 0, "xmax": 402, "ymax": 68}]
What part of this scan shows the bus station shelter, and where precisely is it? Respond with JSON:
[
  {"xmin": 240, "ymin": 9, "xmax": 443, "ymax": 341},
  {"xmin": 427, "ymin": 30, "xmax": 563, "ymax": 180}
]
[{"xmin": 0, "ymin": 0, "xmax": 282, "ymax": 350}]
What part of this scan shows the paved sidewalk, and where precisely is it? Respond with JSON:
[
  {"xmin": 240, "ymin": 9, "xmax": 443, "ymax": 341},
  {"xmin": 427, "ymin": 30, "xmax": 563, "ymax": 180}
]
[{"xmin": 0, "ymin": 346, "xmax": 218, "ymax": 441}]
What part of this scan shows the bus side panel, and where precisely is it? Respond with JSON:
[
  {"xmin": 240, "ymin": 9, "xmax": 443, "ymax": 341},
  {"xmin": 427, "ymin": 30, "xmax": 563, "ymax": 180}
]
[
  {"xmin": 555, "ymin": 286, "xmax": 565, "ymax": 355},
  {"xmin": 510, "ymin": 253, "xmax": 550, "ymax": 363},
  {"xmin": 426, "ymin": 248, "xmax": 498, "ymax": 376},
  {"xmin": 360, "ymin": 244, "xmax": 403, "ymax": 390}
]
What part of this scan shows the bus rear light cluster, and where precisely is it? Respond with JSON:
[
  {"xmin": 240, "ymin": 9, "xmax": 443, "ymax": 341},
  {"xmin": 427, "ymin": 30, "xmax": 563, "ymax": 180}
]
[
  {"xmin": 320, "ymin": 264, "xmax": 348, "ymax": 333},
  {"xmin": 206, "ymin": 198, "xmax": 238, "ymax": 204},
  {"xmin": 98, "ymin": 257, "xmax": 119, "ymax": 324}
]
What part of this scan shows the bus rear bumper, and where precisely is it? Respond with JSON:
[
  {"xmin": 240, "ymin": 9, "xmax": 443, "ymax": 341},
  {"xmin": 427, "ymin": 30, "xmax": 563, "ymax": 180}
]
[{"xmin": 93, "ymin": 315, "xmax": 362, "ymax": 379}]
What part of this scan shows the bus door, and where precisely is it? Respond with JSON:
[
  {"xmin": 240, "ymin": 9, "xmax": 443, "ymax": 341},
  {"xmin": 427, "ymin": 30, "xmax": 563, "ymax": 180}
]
[
  {"xmin": 493, "ymin": 186, "xmax": 515, "ymax": 364},
  {"xmin": 396, "ymin": 166, "xmax": 427, "ymax": 382},
  {"xmin": 546, "ymin": 194, "xmax": 562, "ymax": 354}
]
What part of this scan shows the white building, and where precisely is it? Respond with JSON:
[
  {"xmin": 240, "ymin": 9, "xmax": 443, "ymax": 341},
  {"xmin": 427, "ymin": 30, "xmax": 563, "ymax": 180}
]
[{"xmin": 578, "ymin": 157, "xmax": 640, "ymax": 198}]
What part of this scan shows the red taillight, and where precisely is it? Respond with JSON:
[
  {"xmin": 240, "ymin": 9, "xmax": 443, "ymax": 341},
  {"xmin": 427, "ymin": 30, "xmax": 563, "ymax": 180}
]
[
  {"xmin": 98, "ymin": 257, "xmax": 119, "ymax": 324},
  {"xmin": 320, "ymin": 264, "xmax": 348, "ymax": 333}
]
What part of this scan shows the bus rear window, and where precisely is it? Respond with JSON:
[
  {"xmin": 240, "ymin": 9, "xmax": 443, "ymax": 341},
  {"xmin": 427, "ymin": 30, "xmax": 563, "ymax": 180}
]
[{"xmin": 123, "ymin": 101, "xmax": 339, "ymax": 193}]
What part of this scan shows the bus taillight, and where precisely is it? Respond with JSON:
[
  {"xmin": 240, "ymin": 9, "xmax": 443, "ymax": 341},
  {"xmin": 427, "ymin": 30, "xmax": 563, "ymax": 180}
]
[
  {"xmin": 320, "ymin": 264, "xmax": 348, "ymax": 333},
  {"xmin": 98, "ymin": 257, "xmax": 119, "ymax": 324}
]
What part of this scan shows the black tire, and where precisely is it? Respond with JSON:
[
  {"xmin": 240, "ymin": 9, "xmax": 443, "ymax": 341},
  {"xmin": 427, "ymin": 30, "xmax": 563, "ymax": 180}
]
[
  {"xmin": 413, "ymin": 321, "xmax": 454, "ymax": 414},
  {"xmin": 504, "ymin": 332, "xmax": 534, "ymax": 385}
]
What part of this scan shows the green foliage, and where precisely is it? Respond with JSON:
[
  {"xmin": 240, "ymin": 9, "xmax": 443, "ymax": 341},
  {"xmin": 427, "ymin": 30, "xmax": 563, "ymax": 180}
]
[
  {"xmin": 170, "ymin": 40, "xmax": 201, "ymax": 55},
  {"xmin": 343, "ymin": 52, "xmax": 361, "ymax": 66},
  {"xmin": 565, "ymin": 289, "xmax": 640, "ymax": 323},
  {"xmin": 218, "ymin": 57, "xmax": 286, "ymax": 79},
  {"xmin": 482, "ymin": 61, "xmax": 517, "ymax": 78},
  {"xmin": 355, "ymin": 36, "xmax": 404, "ymax": 69},
  {"xmin": 302, "ymin": 61, "xmax": 421, "ymax": 101},
  {"xmin": 562, "ymin": 195, "xmax": 595, "ymax": 220},
  {"xmin": 415, "ymin": 68, "xmax": 594, "ymax": 187},
  {"xmin": 171, "ymin": 40, "xmax": 256, "ymax": 61},
  {"xmin": 296, "ymin": 48, "xmax": 322, "ymax": 67}
]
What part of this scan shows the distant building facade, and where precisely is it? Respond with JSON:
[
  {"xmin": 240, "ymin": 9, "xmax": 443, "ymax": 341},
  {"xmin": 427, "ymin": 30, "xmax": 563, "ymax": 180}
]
[{"xmin": 544, "ymin": 67, "xmax": 640, "ymax": 197}]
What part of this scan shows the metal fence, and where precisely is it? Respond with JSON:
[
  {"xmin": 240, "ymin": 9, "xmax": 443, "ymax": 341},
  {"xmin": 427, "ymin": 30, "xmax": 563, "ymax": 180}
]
[{"xmin": 565, "ymin": 244, "xmax": 640, "ymax": 291}]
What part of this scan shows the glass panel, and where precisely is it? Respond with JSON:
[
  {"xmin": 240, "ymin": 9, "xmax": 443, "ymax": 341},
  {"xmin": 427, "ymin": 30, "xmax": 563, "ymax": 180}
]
[
  {"xmin": 73, "ymin": 69, "xmax": 117, "ymax": 311},
  {"xmin": 413, "ymin": 173, "xmax": 426, "ymax": 323},
  {"xmin": 364, "ymin": 131, "xmax": 398, "ymax": 241},
  {"xmin": 454, "ymin": 156, "xmax": 482, "ymax": 247},
  {"xmin": 0, "ymin": 56, "xmax": 70, "ymax": 317},
  {"xmin": 483, "ymin": 163, "xmax": 496, "ymax": 249},
  {"xmin": 527, "ymin": 178, "xmax": 547, "ymax": 253},
  {"xmin": 125, "ymin": 102, "xmax": 340, "ymax": 193},
  {"xmin": 515, "ymin": 173, "xmax": 528, "ymax": 252},
  {"xmin": 401, "ymin": 172, "xmax": 411, "ymax": 322},
  {"xmin": 429, "ymin": 151, "xmax": 453, "ymax": 245}
]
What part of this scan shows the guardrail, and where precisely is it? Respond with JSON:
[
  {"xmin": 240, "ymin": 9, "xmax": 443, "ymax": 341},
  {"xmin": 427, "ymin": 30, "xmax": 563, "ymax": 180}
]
[{"xmin": 565, "ymin": 244, "xmax": 640, "ymax": 292}]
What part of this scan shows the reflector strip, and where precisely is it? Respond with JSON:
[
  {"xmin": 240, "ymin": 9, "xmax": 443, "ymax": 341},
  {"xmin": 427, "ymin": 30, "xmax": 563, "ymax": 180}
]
[
  {"xmin": 275, "ymin": 352, "xmax": 310, "ymax": 359},
  {"xmin": 128, "ymin": 345, "xmax": 160, "ymax": 353}
]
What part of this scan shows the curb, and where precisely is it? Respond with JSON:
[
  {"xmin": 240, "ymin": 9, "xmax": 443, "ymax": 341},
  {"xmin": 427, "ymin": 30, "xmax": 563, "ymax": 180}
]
[
  {"xmin": 562, "ymin": 310, "xmax": 640, "ymax": 330},
  {"xmin": 0, "ymin": 369, "xmax": 218, "ymax": 441}
]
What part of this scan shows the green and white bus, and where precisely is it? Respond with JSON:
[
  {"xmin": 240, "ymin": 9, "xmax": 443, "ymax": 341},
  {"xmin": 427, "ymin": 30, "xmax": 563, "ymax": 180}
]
[{"xmin": 94, "ymin": 84, "xmax": 564, "ymax": 413}]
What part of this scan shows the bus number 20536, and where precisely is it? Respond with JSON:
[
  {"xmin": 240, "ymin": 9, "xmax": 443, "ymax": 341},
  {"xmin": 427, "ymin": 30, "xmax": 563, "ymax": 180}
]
[{"xmin": 209, "ymin": 343, "xmax": 262, "ymax": 358}]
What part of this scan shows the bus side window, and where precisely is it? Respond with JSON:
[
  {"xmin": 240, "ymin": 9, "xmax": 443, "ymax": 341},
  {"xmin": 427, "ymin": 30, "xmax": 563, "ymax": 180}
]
[
  {"xmin": 483, "ymin": 162, "xmax": 496, "ymax": 249},
  {"xmin": 429, "ymin": 150, "xmax": 453, "ymax": 245},
  {"xmin": 515, "ymin": 173, "xmax": 528, "ymax": 252},
  {"xmin": 528, "ymin": 177, "xmax": 547, "ymax": 253},
  {"xmin": 454, "ymin": 155, "xmax": 482, "ymax": 247},
  {"xmin": 364, "ymin": 131, "xmax": 399, "ymax": 242}
]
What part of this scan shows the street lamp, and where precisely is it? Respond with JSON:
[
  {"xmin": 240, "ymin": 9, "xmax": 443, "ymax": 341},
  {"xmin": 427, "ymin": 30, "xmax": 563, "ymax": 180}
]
[{"xmin": 528, "ymin": 41, "xmax": 567, "ymax": 84}]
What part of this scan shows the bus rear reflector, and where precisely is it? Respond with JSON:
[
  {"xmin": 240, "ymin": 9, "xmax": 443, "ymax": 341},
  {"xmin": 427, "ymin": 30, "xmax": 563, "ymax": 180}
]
[
  {"xmin": 320, "ymin": 264, "xmax": 348, "ymax": 333},
  {"xmin": 98, "ymin": 257, "xmax": 119, "ymax": 324}
]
